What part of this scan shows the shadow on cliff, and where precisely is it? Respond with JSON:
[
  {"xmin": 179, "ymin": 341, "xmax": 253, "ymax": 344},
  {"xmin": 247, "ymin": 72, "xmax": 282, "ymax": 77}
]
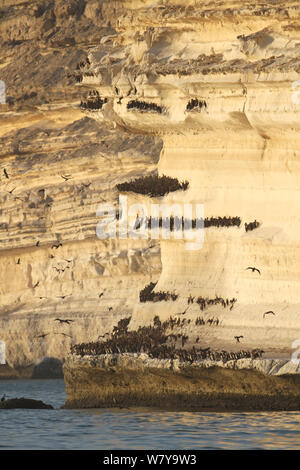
[{"xmin": 32, "ymin": 357, "xmax": 64, "ymax": 379}]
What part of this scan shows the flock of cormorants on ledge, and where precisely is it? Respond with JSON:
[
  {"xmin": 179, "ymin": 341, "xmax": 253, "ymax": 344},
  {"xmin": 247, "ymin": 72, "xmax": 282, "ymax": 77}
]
[
  {"xmin": 245, "ymin": 220, "xmax": 260, "ymax": 232},
  {"xmin": 127, "ymin": 100, "xmax": 163, "ymax": 114},
  {"xmin": 117, "ymin": 174, "xmax": 189, "ymax": 197},
  {"xmin": 70, "ymin": 316, "xmax": 264, "ymax": 364},
  {"xmin": 186, "ymin": 98, "xmax": 207, "ymax": 112},
  {"xmin": 80, "ymin": 90, "xmax": 107, "ymax": 110}
]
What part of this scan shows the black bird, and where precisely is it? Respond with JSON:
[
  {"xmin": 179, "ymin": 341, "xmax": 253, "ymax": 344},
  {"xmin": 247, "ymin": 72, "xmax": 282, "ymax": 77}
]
[
  {"xmin": 234, "ymin": 336, "xmax": 244, "ymax": 343},
  {"xmin": 246, "ymin": 267, "xmax": 261, "ymax": 275},
  {"xmin": 33, "ymin": 281, "xmax": 39, "ymax": 288},
  {"xmin": 36, "ymin": 241, "xmax": 40, "ymax": 247},
  {"xmin": 6, "ymin": 187, "xmax": 16, "ymax": 194},
  {"xmin": 263, "ymin": 311, "xmax": 275, "ymax": 318},
  {"xmin": 34, "ymin": 333, "xmax": 49, "ymax": 339},
  {"xmin": 108, "ymin": 307, "xmax": 113, "ymax": 311},
  {"xmin": 17, "ymin": 258, "xmax": 20, "ymax": 265},
  {"xmin": 54, "ymin": 318, "xmax": 74, "ymax": 324},
  {"xmin": 99, "ymin": 292, "xmax": 104, "ymax": 298},
  {"xmin": 61, "ymin": 175, "xmax": 72, "ymax": 181},
  {"xmin": 54, "ymin": 332, "xmax": 72, "ymax": 338},
  {"xmin": 52, "ymin": 242, "xmax": 62, "ymax": 249},
  {"xmin": 1, "ymin": 394, "xmax": 6, "ymax": 402},
  {"xmin": 3, "ymin": 169, "xmax": 9, "ymax": 179}
]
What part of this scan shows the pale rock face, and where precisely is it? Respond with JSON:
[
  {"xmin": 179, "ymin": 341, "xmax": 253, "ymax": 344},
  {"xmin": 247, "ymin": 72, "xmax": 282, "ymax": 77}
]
[
  {"xmin": 2, "ymin": 0, "xmax": 300, "ymax": 368},
  {"xmin": 0, "ymin": 0, "xmax": 162, "ymax": 368},
  {"xmin": 77, "ymin": 0, "xmax": 300, "ymax": 357}
]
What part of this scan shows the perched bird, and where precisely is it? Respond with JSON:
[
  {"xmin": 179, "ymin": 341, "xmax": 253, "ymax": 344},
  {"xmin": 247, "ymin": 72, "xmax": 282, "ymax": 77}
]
[
  {"xmin": 99, "ymin": 292, "xmax": 104, "ymax": 298},
  {"xmin": 36, "ymin": 241, "xmax": 40, "ymax": 247},
  {"xmin": 108, "ymin": 307, "xmax": 113, "ymax": 311},
  {"xmin": 54, "ymin": 318, "xmax": 74, "ymax": 325},
  {"xmin": 17, "ymin": 258, "xmax": 20, "ymax": 265},
  {"xmin": 246, "ymin": 267, "xmax": 261, "ymax": 275},
  {"xmin": 263, "ymin": 311, "xmax": 275, "ymax": 318},
  {"xmin": 1, "ymin": 394, "xmax": 6, "ymax": 402},
  {"xmin": 234, "ymin": 335, "xmax": 244, "ymax": 343}
]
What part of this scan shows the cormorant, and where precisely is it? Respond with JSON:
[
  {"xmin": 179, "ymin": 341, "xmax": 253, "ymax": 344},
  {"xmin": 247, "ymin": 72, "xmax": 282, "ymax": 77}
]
[
  {"xmin": 246, "ymin": 267, "xmax": 261, "ymax": 275},
  {"xmin": 263, "ymin": 311, "xmax": 275, "ymax": 318},
  {"xmin": 234, "ymin": 335, "xmax": 244, "ymax": 343}
]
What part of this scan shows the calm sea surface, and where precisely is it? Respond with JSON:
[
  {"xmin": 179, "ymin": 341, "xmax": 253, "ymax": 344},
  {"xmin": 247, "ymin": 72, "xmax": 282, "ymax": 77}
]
[{"xmin": 0, "ymin": 379, "xmax": 300, "ymax": 450}]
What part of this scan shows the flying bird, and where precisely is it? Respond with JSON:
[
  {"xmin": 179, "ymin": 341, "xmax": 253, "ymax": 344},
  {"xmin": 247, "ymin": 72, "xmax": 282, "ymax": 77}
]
[
  {"xmin": 54, "ymin": 332, "xmax": 72, "ymax": 338},
  {"xmin": 33, "ymin": 281, "xmax": 40, "ymax": 288},
  {"xmin": 246, "ymin": 267, "xmax": 261, "ymax": 275},
  {"xmin": 234, "ymin": 335, "xmax": 244, "ymax": 343},
  {"xmin": 34, "ymin": 333, "xmax": 49, "ymax": 339},
  {"xmin": 6, "ymin": 187, "xmax": 16, "ymax": 194},
  {"xmin": 61, "ymin": 174, "xmax": 72, "ymax": 181},
  {"xmin": 263, "ymin": 311, "xmax": 275, "ymax": 318},
  {"xmin": 3, "ymin": 169, "xmax": 9, "ymax": 179},
  {"xmin": 52, "ymin": 242, "xmax": 62, "ymax": 249},
  {"xmin": 54, "ymin": 318, "xmax": 74, "ymax": 325}
]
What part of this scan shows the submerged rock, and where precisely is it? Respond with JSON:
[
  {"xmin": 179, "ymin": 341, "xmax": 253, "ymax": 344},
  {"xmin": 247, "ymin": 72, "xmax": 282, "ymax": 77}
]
[{"xmin": 0, "ymin": 398, "xmax": 53, "ymax": 410}]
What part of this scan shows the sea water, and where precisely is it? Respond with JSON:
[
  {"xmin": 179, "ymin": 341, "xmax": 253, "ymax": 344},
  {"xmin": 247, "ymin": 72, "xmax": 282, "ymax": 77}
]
[{"xmin": 0, "ymin": 379, "xmax": 300, "ymax": 450}]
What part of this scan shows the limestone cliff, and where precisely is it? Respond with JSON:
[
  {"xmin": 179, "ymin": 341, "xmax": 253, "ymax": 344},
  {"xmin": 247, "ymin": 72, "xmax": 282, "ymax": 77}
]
[
  {"xmin": 0, "ymin": 0, "xmax": 162, "ymax": 370},
  {"xmin": 74, "ymin": 0, "xmax": 300, "ymax": 358},
  {"xmin": 2, "ymin": 0, "xmax": 300, "ymax": 371}
]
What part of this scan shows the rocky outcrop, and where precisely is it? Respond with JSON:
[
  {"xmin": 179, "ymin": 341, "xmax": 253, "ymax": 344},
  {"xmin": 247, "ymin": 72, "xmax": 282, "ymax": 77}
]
[
  {"xmin": 63, "ymin": 354, "xmax": 300, "ymax": 411},
  {"xmin": 0, "ymin": 398, "xmax": 53, "ymax": 409}
]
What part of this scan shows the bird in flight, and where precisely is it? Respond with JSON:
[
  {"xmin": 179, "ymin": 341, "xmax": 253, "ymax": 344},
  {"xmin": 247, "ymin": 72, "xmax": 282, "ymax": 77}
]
[
  {"xmin": 52, "ymin": 242, "xmax": 62, "ymax": 249},
  {"xmin": 33, "ymin": 281, "xmax": 40, "ymax": 288},
  {"xmin": 246, "ymin": 267, "xmax": 261, "ymax": 275},
  {"xmin": 54, "ymin": 318, "xmax": 74, "ymax": 325},
  {"xmin": 57, "ymin": 295, "xmax": 70, "ymax": 299},
  {"xmin": 263, "ymin": 311, "xmax": 275, "ymax": 318},
  {"xmin": 54, "ymin": 332, "xmax": 72, "ymax": 338},
  {"xmin": 61, "ymin": 175, "xmax": 72, "ymax": 181},
  {"xmin": 234, "ymin": 335, "xmax": 244, "ymax": 343},
  {"xmin": 34, "ymin": 333, "xmax": 49, "ymax": 339},
  {"xmin": 6, "ymin": 187, "xmax": 16, "ymax": 194},
  {"xmin": 3, "ymin": 169, "xmax": 9, "ymax": 179}
]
